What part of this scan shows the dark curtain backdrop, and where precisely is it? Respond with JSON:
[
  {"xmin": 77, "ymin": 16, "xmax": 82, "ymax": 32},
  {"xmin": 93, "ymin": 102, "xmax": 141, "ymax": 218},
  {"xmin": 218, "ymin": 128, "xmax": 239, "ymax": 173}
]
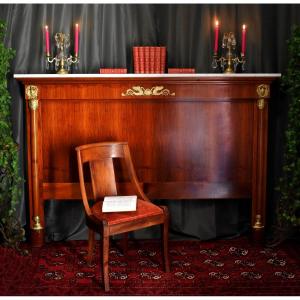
[{"xmin": 0, "ymin": 4, "xmax": 300, "ymax": 242}]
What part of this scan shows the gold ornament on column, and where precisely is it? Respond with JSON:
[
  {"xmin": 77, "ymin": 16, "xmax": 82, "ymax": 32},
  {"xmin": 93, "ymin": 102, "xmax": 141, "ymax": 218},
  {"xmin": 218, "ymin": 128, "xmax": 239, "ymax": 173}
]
[
  {"xmin": 25, "ymin": 85, "xmax": 39, "ymax": 110},
  {"xmin": 256, "ymin": 84, "xmax": 270, "ymax": 110},
  {"xmin": 253, "ymin": 214, "xmax": 264, "ymax": 229},
  {"xmin": 33, "ymin": 216, "xmax": 43, "ymax": 230}
]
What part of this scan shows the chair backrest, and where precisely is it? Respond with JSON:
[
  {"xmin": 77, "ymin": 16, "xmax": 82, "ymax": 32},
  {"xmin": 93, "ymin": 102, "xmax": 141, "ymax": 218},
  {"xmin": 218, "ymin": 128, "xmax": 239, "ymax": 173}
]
[{"xmin": 76, "ymin": 142, "xmax": 149, "ymax": 216}]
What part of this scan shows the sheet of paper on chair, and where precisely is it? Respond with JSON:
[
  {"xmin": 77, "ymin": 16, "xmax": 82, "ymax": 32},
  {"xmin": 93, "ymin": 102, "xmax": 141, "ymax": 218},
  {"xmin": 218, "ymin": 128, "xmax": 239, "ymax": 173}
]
[{"xmin": 102, "ymin": 195, "xmax": 137, "ymax": 212}]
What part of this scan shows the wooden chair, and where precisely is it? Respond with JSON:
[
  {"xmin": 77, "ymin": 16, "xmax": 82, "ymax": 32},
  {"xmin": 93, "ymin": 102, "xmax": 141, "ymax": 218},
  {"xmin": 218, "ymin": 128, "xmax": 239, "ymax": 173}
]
[{"xmin": 76, "ymin": 142, "xmax": 170, "ymax": 291}]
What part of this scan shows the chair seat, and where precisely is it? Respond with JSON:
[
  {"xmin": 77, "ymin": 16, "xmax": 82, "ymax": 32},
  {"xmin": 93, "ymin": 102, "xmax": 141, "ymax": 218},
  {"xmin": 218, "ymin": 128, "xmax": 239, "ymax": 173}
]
[{"xmin": 91, "ymin": 199, "xmax": 163, "ymax": 225}]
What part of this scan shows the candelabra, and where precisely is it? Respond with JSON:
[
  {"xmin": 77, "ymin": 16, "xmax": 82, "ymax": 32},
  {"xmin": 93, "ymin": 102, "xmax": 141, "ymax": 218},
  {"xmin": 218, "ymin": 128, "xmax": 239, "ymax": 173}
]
[
  {"xmin": 46, "ymin": 33, "xmax": 79, "ymax": 74},
  {"xmin": 212, "ymin": 32, "xmax": 246, "ymax": 73}
]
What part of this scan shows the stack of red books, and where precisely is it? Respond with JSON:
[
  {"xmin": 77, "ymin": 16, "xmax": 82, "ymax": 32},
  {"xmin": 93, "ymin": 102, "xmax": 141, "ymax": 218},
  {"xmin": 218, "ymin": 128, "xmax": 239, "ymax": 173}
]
[
  {"xmin": 168, "ymin": 68, "xmax": 195, "ymax": 74},
  {"xmin": 99, "ymin": 68, "xmax": 127, "ymax": 74},
  {"xmin": 133, "ymin": 46, "xmax": 167, "ymax": 74}
]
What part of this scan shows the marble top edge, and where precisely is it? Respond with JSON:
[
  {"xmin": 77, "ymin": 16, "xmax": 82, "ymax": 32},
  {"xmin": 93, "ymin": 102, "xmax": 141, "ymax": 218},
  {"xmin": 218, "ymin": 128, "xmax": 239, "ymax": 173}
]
[{"xmin": 14, "ymin": 73, "xmax": 281, "ymax": 78}]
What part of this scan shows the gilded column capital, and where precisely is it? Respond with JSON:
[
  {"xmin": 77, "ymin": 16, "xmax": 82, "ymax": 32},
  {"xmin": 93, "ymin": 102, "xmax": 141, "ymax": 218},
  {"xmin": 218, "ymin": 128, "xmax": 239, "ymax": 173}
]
[
  {"xmin": 25, "ymin": 85, "xmax": 39, "ymax": 110},
  {"xmin": 256, "ymin": 84, "xmax": 270, "ymax": 110},
  {"xmin": 256, "ymin": 84, "xmax": 270, "ymax": 98}
]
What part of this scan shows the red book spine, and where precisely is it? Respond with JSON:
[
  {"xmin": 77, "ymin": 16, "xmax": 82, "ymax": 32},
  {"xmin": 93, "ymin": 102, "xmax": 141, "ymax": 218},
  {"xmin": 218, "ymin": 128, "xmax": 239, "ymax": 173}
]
[
  {"xmin": 160, "ymin": 47, "xmax": 166, "ymax": 74},
  {"xmin": 100, "ymin": 68, "xmax": 127, "ymax": 74},
  {"xmin": 139, "ymin": 47, "xmax": 145, "ymax": 74},
  {"xmin": 149, "ymin": 47, "xmax": 155, "ymax": 73},
  {"xmin": 167, "ymin": 68, "xmax": 195, "ymax": 73},
  {"xmin": 133, "ymin": 47, "xmax": 139, "ymax": 73},
  {"xmin": 154, "ymin": 47, "xmax": 161, "ymax": 73},
  {"xmin": 144, "ymin": 46, "xmax": 150, "ymax": 73}
]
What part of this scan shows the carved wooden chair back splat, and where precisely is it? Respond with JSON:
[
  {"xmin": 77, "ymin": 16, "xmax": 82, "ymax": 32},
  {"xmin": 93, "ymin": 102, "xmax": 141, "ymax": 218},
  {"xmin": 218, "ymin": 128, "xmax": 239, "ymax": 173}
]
[{"xmin": 76, "ymin": 142, "xmax": 170, "ymax": 291}]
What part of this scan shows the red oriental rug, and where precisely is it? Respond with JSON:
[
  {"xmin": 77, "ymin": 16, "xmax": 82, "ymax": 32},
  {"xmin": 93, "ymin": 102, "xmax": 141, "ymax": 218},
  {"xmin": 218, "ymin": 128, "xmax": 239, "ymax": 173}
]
[{"xmin": 0, "ymin": 237, "xmax": 299, "ymax": 296}]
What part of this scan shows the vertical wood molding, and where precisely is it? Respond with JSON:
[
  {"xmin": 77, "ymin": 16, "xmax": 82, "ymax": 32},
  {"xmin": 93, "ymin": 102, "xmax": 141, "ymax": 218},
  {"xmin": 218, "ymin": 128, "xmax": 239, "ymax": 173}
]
[
  {"xmin": 25, "ymin": 85, "xmax": 43, "ymax": 234},
  {"xmin": 252, "ymin": 84, "xmax": 270, "ymax": 231}
]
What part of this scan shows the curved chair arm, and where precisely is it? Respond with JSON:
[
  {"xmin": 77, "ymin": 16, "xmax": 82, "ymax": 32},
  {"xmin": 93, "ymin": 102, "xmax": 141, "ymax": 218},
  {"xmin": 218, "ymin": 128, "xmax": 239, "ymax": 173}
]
[{"xmin": 76, "ymin": 149, "xmax": 93, "ymax": 216}]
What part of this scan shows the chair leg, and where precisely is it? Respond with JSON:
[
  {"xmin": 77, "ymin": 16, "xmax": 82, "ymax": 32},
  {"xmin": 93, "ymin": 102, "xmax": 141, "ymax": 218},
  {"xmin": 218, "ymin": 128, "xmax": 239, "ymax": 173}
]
[
  {"xmin": 87, "ymin": 228, "xmax": 95, "ymax": 265},
  {"xmin": 102, "ymin": 225, "xmax": 110, "ymax": 292},
  {"xmin": 162, "ymin": 207, "xmax": 170, "ymax": 273}
]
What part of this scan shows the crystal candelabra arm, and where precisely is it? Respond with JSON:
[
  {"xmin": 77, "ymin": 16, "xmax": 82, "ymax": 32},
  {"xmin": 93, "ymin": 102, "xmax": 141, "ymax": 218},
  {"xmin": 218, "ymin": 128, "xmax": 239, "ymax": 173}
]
[
  {"xmin": 212, "ymin": 54, "xmax": 224, "ymax": 69},
  {"xmin": 46, "ymin": 55, "xmax": 57, "ymax": 64},
  {"xmin": 233, "ymin": 55, "xmax": 246, "ymax": 72},
  {"xmin": 211, "ymin": 54, "xmax": 219, "ymax": 68},
  {"xmin": 45, "ymin": 55, "xmax": 57, "ymax": 72},
  {"xmin": 67, "ymin": 55, "xmax": 79, "ymax": 64},
  {"xmin": 212, "ymin": 55, "xmax": 228, "ymax": 72},
  {"xmin": 67, "ymin": 55, "xmax": 79, "ymax": 73}
]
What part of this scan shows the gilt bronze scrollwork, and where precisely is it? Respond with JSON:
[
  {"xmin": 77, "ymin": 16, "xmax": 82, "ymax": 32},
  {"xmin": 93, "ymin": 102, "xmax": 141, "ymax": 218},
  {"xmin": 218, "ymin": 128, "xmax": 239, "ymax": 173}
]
[{"xmin": 122, "ymin": 86, "xmax": 175, "ymax": 97}]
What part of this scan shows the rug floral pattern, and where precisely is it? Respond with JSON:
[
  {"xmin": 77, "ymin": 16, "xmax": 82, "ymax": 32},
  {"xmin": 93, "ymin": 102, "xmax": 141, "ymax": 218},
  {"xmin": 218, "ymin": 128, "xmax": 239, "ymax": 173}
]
[{"xmin": 0, "ymin": 237, "xmax": 299, "ymax": 295}]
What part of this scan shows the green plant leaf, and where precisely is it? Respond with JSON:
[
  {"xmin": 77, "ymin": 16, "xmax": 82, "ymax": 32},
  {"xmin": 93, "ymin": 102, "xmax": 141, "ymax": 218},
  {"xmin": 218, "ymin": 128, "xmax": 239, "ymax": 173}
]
[
  {"xmin": 277, "ymin": 25, "xmax": 300, "ymax": 229},
  {"xmin": 0, "ymin": 19, "xmax": 24, "ymax": 247}
]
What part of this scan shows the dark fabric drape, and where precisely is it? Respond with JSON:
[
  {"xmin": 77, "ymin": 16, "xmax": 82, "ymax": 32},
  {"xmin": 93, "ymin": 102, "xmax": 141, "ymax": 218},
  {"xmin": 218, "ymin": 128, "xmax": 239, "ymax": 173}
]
[{"xmin": 1, "ymin": 4, "xmax": 300, "ymax": 242}]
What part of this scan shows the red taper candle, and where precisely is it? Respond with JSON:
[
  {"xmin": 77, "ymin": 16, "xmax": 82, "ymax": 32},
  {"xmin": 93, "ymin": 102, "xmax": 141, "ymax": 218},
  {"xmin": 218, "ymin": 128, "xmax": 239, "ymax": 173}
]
[
  {"xmin": 241, "ymin": 24, "xmax": 246, "ymax": 56},
  {"xmin": 75, "ymin": 23, "xmax": 79, "ymax": 56},
  {"xmin": 214, "ymin": 20, "xmax": 219, "ymax": 54},
  {"xmin": 45, "ymin": 25, "xmax": 50, "ymax": 56}
]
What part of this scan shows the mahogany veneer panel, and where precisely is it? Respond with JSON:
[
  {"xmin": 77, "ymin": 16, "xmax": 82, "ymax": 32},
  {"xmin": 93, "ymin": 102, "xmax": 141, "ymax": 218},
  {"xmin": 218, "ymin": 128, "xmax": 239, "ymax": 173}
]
[{"xmin": 41, "ymin": 100, "xmax": 252, "ymax": 186}]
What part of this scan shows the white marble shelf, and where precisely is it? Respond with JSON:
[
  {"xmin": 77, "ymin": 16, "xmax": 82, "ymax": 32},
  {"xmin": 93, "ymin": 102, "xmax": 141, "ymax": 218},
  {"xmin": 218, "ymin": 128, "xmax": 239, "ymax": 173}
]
[{"xmin": 14, "ymin": 73, "xmax": 281, "ymax": 79}]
